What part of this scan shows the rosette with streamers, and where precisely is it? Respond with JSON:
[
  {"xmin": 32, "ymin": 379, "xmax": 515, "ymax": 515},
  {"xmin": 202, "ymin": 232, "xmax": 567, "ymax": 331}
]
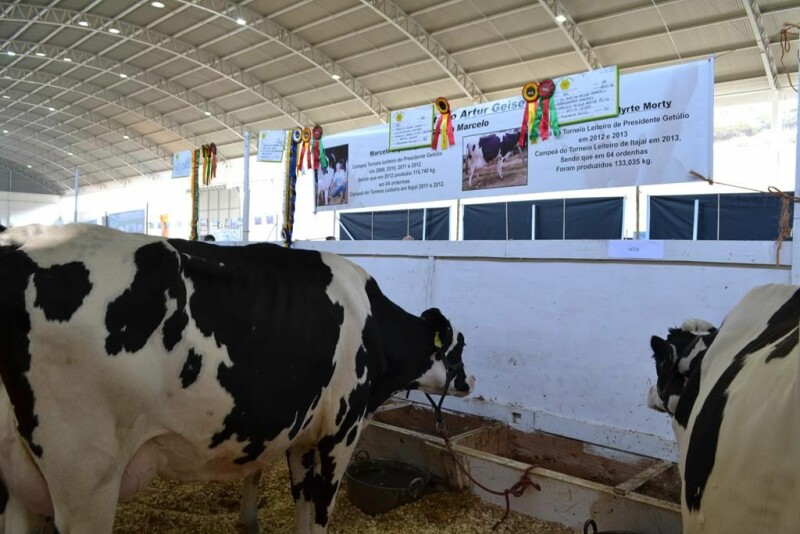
[
  {"xmin": 519, "ymin": 82, "xmax": 539, "ymax": 147},
  {"xmin": 312, "ymin": 125, "xmax": 327, "ymax": 170},
  {"xmin": 190, "ymin": 149, "xmax": 200, "ymax": 241},
  {"xmin": 531, "ymin": 79, "xmax": 560, "ymax": 142},
  {"xmin": 296, "ymin": 127, "xmax": 312, "ymax": 172},
  {"xmin": 431, "ymin": 97, "xmax": 455, "ymax": 150},
  {"xmin": 200, "ymin": 143, "xmax": 217, "ymax": 186},
  {"xmin": 283, "ymin": 128, "xmax": 302, "ymax": 248}
]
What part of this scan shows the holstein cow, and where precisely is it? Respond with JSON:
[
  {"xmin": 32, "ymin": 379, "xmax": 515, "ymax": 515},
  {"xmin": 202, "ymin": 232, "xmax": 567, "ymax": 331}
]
[
  {"xmin": 0, "ymin": 223, "xmax": 475, "ymax": 533},
  {"xmin": 648, "ymin": 284, "xmax": 800, "ymax": 533},
  {"xmin": 464, "ymin": 131, "xmax": 521, "ymax": 188}
]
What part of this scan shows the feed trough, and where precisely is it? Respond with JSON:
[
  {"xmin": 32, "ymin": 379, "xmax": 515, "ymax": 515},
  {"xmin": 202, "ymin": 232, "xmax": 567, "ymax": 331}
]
[
  {"xmin": 345, "ymin": 455, "xmax": 431, "ymax": 515},
  {"xmin": 358, "ymin": 401, "xmax": 682, "ymax": 533}
]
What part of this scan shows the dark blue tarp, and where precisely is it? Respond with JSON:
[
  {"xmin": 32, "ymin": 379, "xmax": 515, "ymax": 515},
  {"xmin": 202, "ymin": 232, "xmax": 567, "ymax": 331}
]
[
  {"xmin": 464, "ymin": 197, "xmax": 622, "ymax": 240},
  {"xmin": 340, "ymin": 207, "xmax": 449, "ymax": 240}
]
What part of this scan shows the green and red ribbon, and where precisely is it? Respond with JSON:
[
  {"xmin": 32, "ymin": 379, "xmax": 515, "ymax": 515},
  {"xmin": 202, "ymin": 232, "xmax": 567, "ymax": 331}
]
[
  {"xmin": 431, "ymin": 97, "xmax": 455, "ymax": 150},
  {"xmin": 519, "ymin": 82, "xmax": 539, "ymax": 147},
  {"xmin": 312, "ymin": 125, "xmax": 326, "ymax": 170},
  {"xmin": 531, "ymin": 79, "xmax": 561, "ymax": 142}
]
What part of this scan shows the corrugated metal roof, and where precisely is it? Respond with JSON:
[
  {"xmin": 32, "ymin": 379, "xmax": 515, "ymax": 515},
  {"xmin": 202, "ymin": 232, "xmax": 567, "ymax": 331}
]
[{"xmin": 0, "ymin": 0, "xmax": 797, "ymax": 192}]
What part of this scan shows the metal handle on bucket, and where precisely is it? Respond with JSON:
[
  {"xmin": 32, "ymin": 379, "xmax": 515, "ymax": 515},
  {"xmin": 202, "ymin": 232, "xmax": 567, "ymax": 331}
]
[
  {"xmin": 354, "ymin": 449, "xmax": 371, "ymax": 462},
  {"xmin": 406, "ymin": 477, "xmax": 425, "ymax": 500},
  {"xmin": 584, "ymin": 520, "xmax": 598, "ymax": 534}
]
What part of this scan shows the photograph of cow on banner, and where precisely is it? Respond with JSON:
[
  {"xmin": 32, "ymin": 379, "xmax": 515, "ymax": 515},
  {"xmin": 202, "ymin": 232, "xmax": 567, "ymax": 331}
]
[{"xmin": 462, "ymin": 128, "xmax": 529, "ymax": 191}]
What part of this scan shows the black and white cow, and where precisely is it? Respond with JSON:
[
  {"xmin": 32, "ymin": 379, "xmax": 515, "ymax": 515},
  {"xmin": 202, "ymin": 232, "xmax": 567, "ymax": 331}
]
[
  {"xmin": 464, "ymin": 131, "xmax": 521, "ymax": 187},
  {"xmin": 0, "ymin": 223, "xmax": 475, "ymax": 533},
  {"xmin": 648, "ymin": 284, "xmax": 800, "ymax": 533}
]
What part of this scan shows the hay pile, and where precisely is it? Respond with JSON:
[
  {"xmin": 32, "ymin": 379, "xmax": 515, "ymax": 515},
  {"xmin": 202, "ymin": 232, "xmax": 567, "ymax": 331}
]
[{"xmin": 113, "ymin": 461, "xmax": 576, "ymax": 533}]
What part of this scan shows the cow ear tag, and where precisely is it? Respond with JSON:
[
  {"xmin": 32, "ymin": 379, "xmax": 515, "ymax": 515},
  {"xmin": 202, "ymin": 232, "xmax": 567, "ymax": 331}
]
[{"xmin": 434, "ymin": 332, "xmax": 443, "ymax": 349}]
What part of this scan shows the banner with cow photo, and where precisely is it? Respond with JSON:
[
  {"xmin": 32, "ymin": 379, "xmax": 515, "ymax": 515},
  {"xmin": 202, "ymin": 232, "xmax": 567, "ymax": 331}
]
[{"xmin": 312, "ymin": 58, "xmax": 713, "ymax": 211}]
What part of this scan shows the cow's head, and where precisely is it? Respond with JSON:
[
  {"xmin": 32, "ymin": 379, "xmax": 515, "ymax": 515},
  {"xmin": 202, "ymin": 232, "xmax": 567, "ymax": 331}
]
[
  {"xmin": 648, "ymin": 319, "xmax": 717, "ymax": 415},
  {"xmin": 412, "ymin": 308, "xmax": 475, "ymax": 397}
]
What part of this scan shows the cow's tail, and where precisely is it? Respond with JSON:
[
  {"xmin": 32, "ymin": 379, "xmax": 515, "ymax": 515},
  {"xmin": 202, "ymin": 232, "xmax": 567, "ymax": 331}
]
[{"xmin": 0, "ymin": 225, "xmax": 6, "ymax": 233}]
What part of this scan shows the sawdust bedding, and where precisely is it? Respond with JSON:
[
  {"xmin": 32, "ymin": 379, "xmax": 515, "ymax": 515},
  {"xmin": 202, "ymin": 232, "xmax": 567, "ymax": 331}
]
[{"xmin": 113, "ymin": 460, "xmax": 577, "ymax": 534}]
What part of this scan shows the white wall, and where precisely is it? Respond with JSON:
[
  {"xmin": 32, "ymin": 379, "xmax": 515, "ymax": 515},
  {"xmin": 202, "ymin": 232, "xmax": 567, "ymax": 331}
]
[
  {"xmin": 297, "ymin": 239, "xmax": 790, "ymax": 461},
  {"xmin": 0, "ymin": 191, "xmax": 61, "ymax": 227}
]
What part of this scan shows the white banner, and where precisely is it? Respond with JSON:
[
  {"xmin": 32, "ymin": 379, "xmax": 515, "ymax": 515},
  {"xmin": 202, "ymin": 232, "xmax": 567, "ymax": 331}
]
[
  {"xmin": 314, "ymin": 59, "xmax": 713, "ymax": 211},
  {"xmin": 172, "ymin": 150, "xmax": 192, "ymax": 178},
  {"xmin": 257, "ymin": 130, "xmax": 287, "ymax": 162}
]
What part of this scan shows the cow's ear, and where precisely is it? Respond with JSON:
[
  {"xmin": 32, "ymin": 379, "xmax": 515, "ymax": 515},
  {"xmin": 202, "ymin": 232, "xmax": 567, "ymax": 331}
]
[
  {"xmin": 651, "ymin": 336, "xmax": 673, "ymax": 363},
  {"xmin": 422, "ymin": 308, "xmax": 451, "ymax": 347}
]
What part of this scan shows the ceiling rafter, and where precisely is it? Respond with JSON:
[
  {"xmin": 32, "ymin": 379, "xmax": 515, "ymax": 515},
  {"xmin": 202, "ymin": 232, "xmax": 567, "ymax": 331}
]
[
  {"xmin": 0, "ymin": 114, "xmax": 160, "ymax": 179},
  {"xmin": 0, "ymin": 67, "xmax": 208, "ymax": 155},
  {"xmin": 0, "ymin": 2, "xmax": 313, "ymax": 127},
  {"xmin": 0, "ymin": 121, "xmax": 128, "ymax": 183},
  {"xmin": 3, "ymin": 40, "xmax": 247, "ymax": 141},
  {"xmin": 359, "ymin": 0, "xmax": 486, "ymax": 103},
  {"xmin": 0, "ymin": 83, "xmax": 173, "ymax": 165},
  {"xmin": 0, "ymin": 136, "xmax": 103, "ymax": 187},
  {"xmin": 180, "ymin": 0, "xmax": 390, "ymax": 121},
  {"xmin": 537, "ymin": 0, "xmax": 601, "ymax": 70},
  {"xmin": 740, "ymin": 0, "xmax": 778, "ymax": 91},
  {"xmin": 0, "ymin": 100, "xmax": 168, "ymax": 174},
  {"xmin": 0, "ymin": 154, "xmax": 67, "ymax": 194}
]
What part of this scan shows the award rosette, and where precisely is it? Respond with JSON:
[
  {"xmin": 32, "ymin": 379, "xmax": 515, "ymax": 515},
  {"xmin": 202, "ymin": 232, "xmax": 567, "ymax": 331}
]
[
  {"xmin": 519, "ymin": 81, "xmax": 539, "ymax": 147},
  {"xmin": 312, "ymin": 125, "xmax": 327, "ymax": 170},
  {"xmin": 531, "ymin": 79, "xmax": 560, "ymax": 142},
  {"xmin": 431, "ymin": 97, "xmax": 455, "ymax": 150},
  {"xmin": 297, "ymin": 127, "xmax": 312, "ymax": 172}
]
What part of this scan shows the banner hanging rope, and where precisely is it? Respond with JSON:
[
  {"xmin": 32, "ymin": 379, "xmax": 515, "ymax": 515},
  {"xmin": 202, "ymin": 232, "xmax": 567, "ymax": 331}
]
[
  {"xmin": 431, "ymin": 97, "xmax": 455, "ymax": 150},
  {"xmin": 283, "ymin": 128, "xmax": 302, "ymax": 247},
  {"xmin": 519, "ymin": 82, "xmax": 539, "ymax": 147}
]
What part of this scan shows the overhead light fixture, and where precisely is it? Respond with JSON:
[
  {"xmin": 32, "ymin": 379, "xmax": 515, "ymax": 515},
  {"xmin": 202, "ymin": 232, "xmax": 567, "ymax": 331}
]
[
  {"xmin": 236, "ymin": 17, "xmax": 246, "ymax": 25},
  {"xmin": 78, "ymin": 20, "xmax": 89, "ymax": 27},
  {"xmin": 119, "ymin": 73, "xmax": 128, "ymax": 78},
  {"xmin": 26, "ymin": 164, "xmax": 31, "ymax": 168},
  {"xmin": 7, "ymin": 51, "xmax": 15, "ymax": 57},
  {"xmin": 2, "ymin": 130, "xmax": 7, "ymax": 134},
  {"xmin": 123, "ymin": 134, "xmax": 130, "ymax": 139},
  {"xmin": 555, "ymin": 14, "xmax": 567, "ymax": 23},
  {"xmin": 2, "ymin": 95, "xmax": 9, "ymax": 99},
  {"xmin": 48, "ymin": 106, "xmax": 55, "ymax": 111},
  {"xmin": 109, "ymin": 28, "xmax": 120, "ymax": 34},
  {"xmin": 151, "ymin": 1, "xmax": 165, "ymax": 7},
  {"xmin": 331, "ymin": 73, "xmax": 341, "ymax": 80},
  {"xmin": 35, "ymin": 52, "xmax": 46, "ymax": 57},
  {"xmin": 68, "ymin": 151, "xmax": 73, "ymax": 156},
  {"xmin": 64, "ymin": 57, "xmax": 73, "ymax": 62},
  {"xmin": 204, "ymin": 110, "xmax": 211, "ymax": 116}
]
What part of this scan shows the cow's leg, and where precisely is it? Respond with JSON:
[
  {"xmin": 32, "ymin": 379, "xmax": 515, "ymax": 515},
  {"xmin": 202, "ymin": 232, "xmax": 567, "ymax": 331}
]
[
  {"xmin": 238, "ymin": 470, "xmax": 262, "ymax": 534},
  {"xmin": 497, "ymin": 154, "xmax": 506, "ymax": 179},
  {"xmin": 42, "ymin": 455, "xmax": 122, "ymax": 534},
  {"xmin": 286, "ymin": 429, "xmax": 362, "ymax": 534},
  {"xmin": 1, "ymin": 492, "xmax": 47, "ymax": 534}
]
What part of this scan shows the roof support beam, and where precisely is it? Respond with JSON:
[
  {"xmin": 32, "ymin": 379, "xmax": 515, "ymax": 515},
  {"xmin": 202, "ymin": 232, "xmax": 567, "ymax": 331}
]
[
  {"xmin": 537, "ymin": 0, "xmax": 601, "ymax": 70},
  {"xmin": 0, "ymin": 67, "xmax": 206, "ymax": 157},
  {"xmin": 0, "ymin": 3, "xmax": 313, "ymax": 127},
  {"xmin": 740, "ymin": 0, "xmax": 778, "ymax": 90},
  {"xmin": 0, "ymin": 122, "xmax": 127, "ymax": 183},
  {"xmin": 178, "ymin": 0, "xmax": 390, "ymax": 120},
  {"xmin": 0, "ymin": 107, "xmax": 165, "ymax": 177},
  {"xmin": 0, "ymin": 154, "xmax": 67, "ymax": 195},
  {"xmin": 0, "ymin": 137, "xmax": 102, "ymax": 188},
  {"xmin": 359, "ymin": 0, "xmax": 486, "ymax": 103},
  {"xmin": 2, "ymin": 40, "xmax": 247, "ymax": 141}
]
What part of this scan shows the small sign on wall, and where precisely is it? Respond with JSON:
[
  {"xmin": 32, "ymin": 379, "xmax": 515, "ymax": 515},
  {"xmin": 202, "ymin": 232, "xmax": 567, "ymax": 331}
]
[
  {"xmin": 172, "ymin": 150, "xmax": 192, "ymax": 178},
  {"xmin": 608, "ymin": 240, "xmax": 664, "ymax": 260},
  {"xmin": 257, "ymin": 130, "xmax": 287, "ymax": 162}
]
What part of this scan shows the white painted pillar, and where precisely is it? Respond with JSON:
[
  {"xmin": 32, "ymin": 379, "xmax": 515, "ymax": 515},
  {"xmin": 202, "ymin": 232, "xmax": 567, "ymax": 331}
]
[
  {"xmin": 73, "ymin": 167, "xmax": 79, "ymax": 223},
  {"xmin": 242, "ymin": 130, "xmax": 251, "ymax": 243}
]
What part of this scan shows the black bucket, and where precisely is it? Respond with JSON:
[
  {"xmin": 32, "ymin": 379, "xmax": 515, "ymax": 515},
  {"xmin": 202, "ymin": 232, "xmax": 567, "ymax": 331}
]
[
  {"xmin": 345, "ymin": 455, "xmax": 430, "ymax": 515},
  {"xmin": 583, "ymin": 519, "xmax": 645, "ymax": 534}
]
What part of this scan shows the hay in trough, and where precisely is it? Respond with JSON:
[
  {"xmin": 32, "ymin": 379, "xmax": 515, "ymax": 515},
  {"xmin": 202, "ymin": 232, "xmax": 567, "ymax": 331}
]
[{"xmin": 113, "ymin": 460, "xmax": 576, "ymax": 533}]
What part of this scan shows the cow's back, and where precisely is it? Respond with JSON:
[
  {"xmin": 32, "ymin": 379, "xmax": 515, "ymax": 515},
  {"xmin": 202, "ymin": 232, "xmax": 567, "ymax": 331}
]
[{"xmin": 679, "ymin": 284, "xmax": 800, "ymax": 533}]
